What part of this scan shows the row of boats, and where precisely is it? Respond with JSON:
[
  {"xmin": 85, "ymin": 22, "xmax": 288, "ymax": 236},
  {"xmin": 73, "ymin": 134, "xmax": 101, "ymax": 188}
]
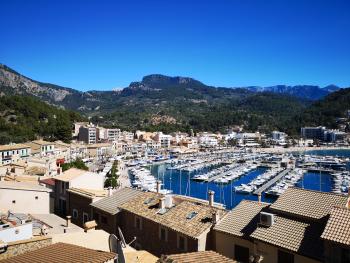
[
  {"xmin": 265, "ymin": 168, "xmax": 305, "ymax": 196},
  {"xmin": 331, "ymin": 171, "xmax": 350, "ymax": 195},
  {"xmin": 234, "ymin": 168, "xmax": 284, "ymax": 194},
  {"xmin": 192, "ymin": 163, "xmax": 258, "ymax": 183},
  {"xmin": 129, "ymin": 167, "xmax": 172, "ymax": 194}
]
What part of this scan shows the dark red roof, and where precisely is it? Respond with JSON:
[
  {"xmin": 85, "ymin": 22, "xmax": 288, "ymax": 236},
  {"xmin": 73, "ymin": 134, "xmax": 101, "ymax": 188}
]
[{"xmin": 40, "ymin": 178, "xmax": 56, "ymax": 186}]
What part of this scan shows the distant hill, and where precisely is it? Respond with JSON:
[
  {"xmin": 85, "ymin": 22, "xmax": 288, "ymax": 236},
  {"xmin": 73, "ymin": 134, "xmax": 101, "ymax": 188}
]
[
  {"xmin": 297, "ymin": 88, "xmax": 350, "ymax": 128},
  {"xmin": 246, "ymin": 84, "xmax": 339, "ymax": 101},
  {"xmin": 0, "ymin": 64, "xmax": 344, "ymax": 135},
  {"xmin": 0, "ymin": 96, "xmax": 83, "ymax": 144}
]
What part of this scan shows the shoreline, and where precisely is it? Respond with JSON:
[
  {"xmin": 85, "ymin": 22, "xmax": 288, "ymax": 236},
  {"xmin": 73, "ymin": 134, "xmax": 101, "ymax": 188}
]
[{"xmin": 253, "ymin": 146, "xmax": 350, "ymax": 154}]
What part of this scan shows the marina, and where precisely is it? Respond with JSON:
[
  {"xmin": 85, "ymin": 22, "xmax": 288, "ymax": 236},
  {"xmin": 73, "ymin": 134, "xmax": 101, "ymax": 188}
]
[{"xmin": 128, "ymin": 149, "xmax": 350, "ymax": 209}]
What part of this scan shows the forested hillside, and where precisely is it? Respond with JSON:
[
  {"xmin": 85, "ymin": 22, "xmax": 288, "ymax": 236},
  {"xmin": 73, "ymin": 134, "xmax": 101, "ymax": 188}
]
[{"xmin": 0, "ymin": 96, "xmax": 83, "ymax": 144}]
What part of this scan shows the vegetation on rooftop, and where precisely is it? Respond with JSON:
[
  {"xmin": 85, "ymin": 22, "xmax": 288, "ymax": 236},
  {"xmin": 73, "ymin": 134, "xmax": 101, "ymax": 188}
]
[{"xmin": 61, "ymin": 158, "xmax": 89, "ymax": 172}]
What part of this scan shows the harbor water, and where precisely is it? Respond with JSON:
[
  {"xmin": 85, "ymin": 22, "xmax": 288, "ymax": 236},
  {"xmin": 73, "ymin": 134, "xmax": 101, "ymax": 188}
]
[{"xmin": 146, "ymin": 149, "xmax": 350, "ymax": 210}]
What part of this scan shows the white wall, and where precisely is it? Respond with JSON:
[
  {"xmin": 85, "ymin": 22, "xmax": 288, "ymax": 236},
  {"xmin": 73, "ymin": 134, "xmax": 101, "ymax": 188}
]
[
  {"xmin": 70, "ymin": 172, "xmax": 104, "ymax": 190},
  {"xmin": 0, "ymin": 223, "xmax": 32, "ymax": 243},
  {"xmin": 0, "ymin": 189, "xmax": 51, "ymax": 214}
]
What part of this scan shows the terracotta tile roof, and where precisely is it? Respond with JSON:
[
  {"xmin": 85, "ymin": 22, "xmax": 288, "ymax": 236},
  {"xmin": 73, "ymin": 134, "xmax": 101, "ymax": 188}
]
[
  {"xmin": 250, "ymin": 214, "xmax": 325, "ymax": 260},
  {"xmin": 90, "ymin": 188, "xmax": 144, "ymax": 214},
  {"xmin": 119, "ymin": 191, "xmax": 227, "ymax": 238},
  {"xmin": 270, "ymin": 187, "xmax": 347, "ymax": 220},
  {"xmin": 68, "ymin": 188, "xmax": 108, "ymax": 199},
  {"xmin": 321, "ymin": 206, "xmax": 350, "ymax": 246},
  {"xmin": 159, "ymin": 251, "xmax": 236, "ymax": 263},
  {"xmin": 214, "ymin": 200, "xmax": 269, "ymax": 237},
  {"xmin": 54, "ymin": 168, "xmax": 87, "ymax": 182},
  {"xmin": 0, "ymin": 143, "xmax": 30, "ymax": 151},
  {"xmin": 0, "ymin": 242, "xmax": 116, "ymax": 263},
  {"xmin": 39, "ymin": 178, "xmax": 56, "ymax": 186},
  {"xmin": 31, "ymin": 140, "xmax": 54, "ymax": 146}
]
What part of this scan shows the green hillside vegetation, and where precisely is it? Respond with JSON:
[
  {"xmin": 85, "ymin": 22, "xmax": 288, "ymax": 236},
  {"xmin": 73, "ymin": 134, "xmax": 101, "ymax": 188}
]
[
  {"xmin": 0, "ymin": 96, "xmax": 84, "ymax": 144},
  {"xmin": 91, "ymin": 91, "xmax": 308, "ymax": 135},
  {"xmin": 296, "ymin": 88, "xmax": 350, "ymax": 129}
]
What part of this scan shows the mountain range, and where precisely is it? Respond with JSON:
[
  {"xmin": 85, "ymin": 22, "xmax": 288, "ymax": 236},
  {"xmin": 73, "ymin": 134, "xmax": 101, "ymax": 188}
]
[{"xmin": 0, "ymin": 63, "xmax": 348, "ymax": 137}]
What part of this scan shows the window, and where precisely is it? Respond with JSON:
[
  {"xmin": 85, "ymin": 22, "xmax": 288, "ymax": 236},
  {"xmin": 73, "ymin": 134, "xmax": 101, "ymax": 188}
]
[
  {"xmin": 186, "ymin": 211, "xmax": 198, "ymax": 220},
  {"xmin": 159, "ymin": 227, "xmax": 168, "ymax": 241},
  {"xmin": 83, "ymin": 212, "xmax": 89, "ymax": 223},
  {"xmin": 72, "ymin": 209, "xmax": 78, "ymax": 219},
  {"xmin": 134, "ymin": 216, "xmax": 142, "ymax": 230},
  {"xmin": 101, "ymin": 216, "xmax": 108, "ymax": 224},
  {"xmin": 278, "ymin": 249, "xmax": 294, "ymax": 263},
  {"xmin": 93, "ymin": 212, "xmax": 100, "ymax": 222},
  {"xmin": 235, "ymin": 245, "xmax": 249, "ymax": 263},
  {"xmin": 341, "ymin": 248, "xmax": 350, "ymax": 263},
  {"xmin": 177, "ymin": 234, "xmax": 187, "ymax": 251}
]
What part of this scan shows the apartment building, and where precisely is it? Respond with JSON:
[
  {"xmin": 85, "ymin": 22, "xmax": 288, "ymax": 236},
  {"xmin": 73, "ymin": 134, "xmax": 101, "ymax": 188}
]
[
  {"xmin": 73, "ymin": 122, "xmax": 89, "ymax": 137},
  {"xmin": 54, "ymin": 168, "xmax": 105, "ymax": 216},
  {"xmin": 78, "ymin": 125, "xmax": 99, "ymax": 144},
  {"xmin": 301, "ymin": 126, "xmax": 327, "ymax": 141},
  {"xmin": 301, "ymin": 126, "xmax": 348, "ymax": 143},
  {"xmin": 118, "ymin": 192, "xmax": 227, "ymax": 256},
  {"xmin": 235, "ymin": 132, "xmax": 261, "ymax": 147},
  {"xmin": 86, "ymin": 143, "xmax": 114, "ymax": 159},
  {"xmin": 0, "ymin": 144, "xmax": 31, "ymax": 165},
  {"xmin": 214, "ymin": 187, "xmax": 348, "ymax": 263},
  {"xmin": 90, "ymin": 189, "xmax": 227, "ymax": 257},
  {"xmin": 153, "ymin": 132, "xmax": 172, "ymax": 148},
  {"xmin": 105, "ymin": 128, "xmax": 121, "ymax": 141},
  {"xmin": 197, "ymin": 133, "xmax": 218, "ymax": 148},
  {"xmin": 25, "ymin": 140, "xmax": 55, "ymax": 157},
  {"xmin": 67, "ymin": 188, "xmax": 108, "ymax": 227},
  {"xmin": 121, "ymin": 131, "xmax": 134, "ymax": 141}
]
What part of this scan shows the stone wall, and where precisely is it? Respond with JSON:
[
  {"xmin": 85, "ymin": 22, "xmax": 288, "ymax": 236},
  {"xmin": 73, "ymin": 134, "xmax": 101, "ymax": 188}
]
[{"xmin": 0, "ymin": 236, "xmax": 52, "ymax": 260}]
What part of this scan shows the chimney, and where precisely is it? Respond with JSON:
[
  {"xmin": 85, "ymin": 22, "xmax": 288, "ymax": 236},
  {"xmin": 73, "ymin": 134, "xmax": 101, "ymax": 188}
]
[
  {"xmin": 208, "ymin": 190, "xmax": 215, "ymax": 207},
  {"xmin": 159, "ymin": 197, "xmax": 165, "ymax": 210},
  {"xmin": 156, "ymin": 180, "xmax": 161, "ymax": 193},
  {"xmin": 212, "ymin": 211, "xmax": 220, "ymax": 224},
  {"xmin": 66, "ymin": 216, "xmax": 71, "ymax": 227},
  {"xmin": 108, "ymin": 187, "xmax": 113, "ymax": 197},
  {"xmin": 258, "ymin": 193, "xmax": 262, "ymax": 204}
]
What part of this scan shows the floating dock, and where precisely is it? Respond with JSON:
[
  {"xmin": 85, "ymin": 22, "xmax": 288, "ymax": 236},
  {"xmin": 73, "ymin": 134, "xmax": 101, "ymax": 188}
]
[{"xmin": 253, "ymin": 168, "xmax": 291, "ymax": 195}]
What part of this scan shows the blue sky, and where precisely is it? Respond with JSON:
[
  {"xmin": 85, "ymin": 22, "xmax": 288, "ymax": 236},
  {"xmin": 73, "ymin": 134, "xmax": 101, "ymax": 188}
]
[{"xmin": 1, "ymin": 0, "xmax": 350, "ymax": 91}]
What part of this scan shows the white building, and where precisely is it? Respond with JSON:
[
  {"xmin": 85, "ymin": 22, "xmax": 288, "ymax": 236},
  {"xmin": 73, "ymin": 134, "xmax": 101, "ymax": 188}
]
[
  {"xmin": 0, "ymin": 181, "xmax": 52, "ymax": 214},
  {"xmin": 121, "ymin": 131, "xmax": 134, "ymax": 142},
  {"xmin": 0, "ymin": 144, "xmax": 31, "ymax": 165},
  {"xmin": 153, "ymin": 132, "xmax": 172, "ymax": 148},
  {"xmin": 236, "ymin": 132, "xmax": 261, "ymax": 147},
  {"xmin": 105, "ymin": 128, "xmax": 121, "ymax": 141},
  {"xmin": 25, "ymin": 140, "xmax": 55, "ymax": 157},
  {"xmin": 197, "ymin": 133, "xmax": 218, "ymax": 147}
]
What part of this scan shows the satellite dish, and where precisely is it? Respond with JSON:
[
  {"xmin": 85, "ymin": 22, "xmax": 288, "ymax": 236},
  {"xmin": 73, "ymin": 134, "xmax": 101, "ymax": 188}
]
[
  {"xmin": 118, "ymin": 227, "xmax": 127, "ymax": 248},
  {"xmin": 116, "ymin": 239, "xmax": 126, "ymax": 263},
  {"xmin": 108, "ymin": 234, "xmax": 119, "ymax": 253},
  {"xmin": 118, "ymin": 227, "xmax": 137, "ymax": 248}
]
